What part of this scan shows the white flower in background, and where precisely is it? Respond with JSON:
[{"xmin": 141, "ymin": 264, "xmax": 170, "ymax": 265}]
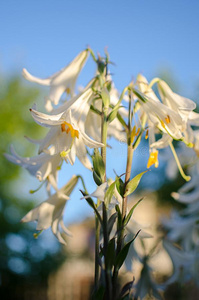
[
  {"xmin": 171, "ymin": 165, "xmax": 199, "ymax": 204},
  {"xmin": 157, "ymin": 80, "xmax": 196, "ymax": 122},
  {"xmin": 161, "ymin": 211, "xmax": 198, "ymax": 250},
  {"xmin": 135, "ymin": 256, "xmax": 162, "ymax": 300},
  {"xmin": 21, "ymin": 175, "xmax": 78, "ymax": 244},
  {"xmin": 163, "ymin": 239, "xmax": 196, "ymax": 285},
  {"xmin": 157, "ymin": 79, "xmax": 198, "ymax": 146},
  {"xmin": 30, "ymin": 88, "xmax": 104, "ymax": 169},
  {"xmin": 5, "ymin": 145, "xmax": 61, "ymax": 182},
  {"xmin": 22, "ymin": 49, "xmax": 89, "ymax": 111}
]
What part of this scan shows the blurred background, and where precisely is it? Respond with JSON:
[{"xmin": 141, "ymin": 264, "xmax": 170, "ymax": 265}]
[{"xmin": 1, "ymin": 0, "xmax": 199, "ymax": 299}]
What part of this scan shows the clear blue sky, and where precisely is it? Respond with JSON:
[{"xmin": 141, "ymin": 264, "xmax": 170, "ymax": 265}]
[
  {"xmin": 1, "ymin": 0, "xmax": 199, "ymax": 95},
  {"xmin": 1, "ymin": 0, "xmax": 199, "ymax": 224}
]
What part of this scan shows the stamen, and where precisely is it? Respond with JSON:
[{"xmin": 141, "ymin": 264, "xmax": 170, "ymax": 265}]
[
  {"xmin": 147, "ymin": 150, "xmax": 159, "ymax": 169},
  {"xmin": 61, "ymin": 121, "xmax": 79, "ymax": 138},
  {"xmin": 165, "ymin": 115, "xmax": 170, "ymax": 124},
  {"xmin": 131, "ymin": 126, "xmax": 140, "ymax": 144},
  {"xmin": 145, "ymin": 129, "xmax": 149, "ymax": 140},
  {"xmin": 66, "ymin": 87, "xmax": 71, "ymax": 94}
]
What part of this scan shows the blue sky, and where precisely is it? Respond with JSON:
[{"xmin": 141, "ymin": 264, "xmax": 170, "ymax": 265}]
[
  {"xmin": 1, "ymin": 0, "xmax": 199, "ymax": 95},
  {"xmin": 1, "ymin": 0, "xmax": 199, "ymax": 225}
]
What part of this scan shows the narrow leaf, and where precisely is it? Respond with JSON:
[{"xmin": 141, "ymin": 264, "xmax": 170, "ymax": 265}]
[
  {"xmin": 80, "ymin": 190, "xmax": 102, "ymax": 225},
  {"xmin": 92, "ymin": 149, "xmax": 105, "ymax": 180},
  {"xmin": 124, "ymin": 171, "xmax": 147, "ymax": 197},
  {"xmin": 104, "ymin": 180, "xmax": 116, "ymax": 205},
  {"xmin": 106, "ymin": 238, "xmax": 116, "ymax": 270},
  {"xmin": 119, "ymin": 278, "xmax": 135, "ymax": 299},
  {"xmin": 93, "ymin": 170, "xmax": 102, "ymax": 186},
  {"xmin": 115, "ymin": 230, "xmax": 141, "ymax": 271},
  {"xmin": 108, "ymin": 213, "xmax": 117, "ymax": 237},
  {"xmin": 124, "ymin": 198, "xmax": 143, "ymax": 227}
]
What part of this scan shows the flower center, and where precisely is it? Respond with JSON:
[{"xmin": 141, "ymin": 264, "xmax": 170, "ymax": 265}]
[{"xmin": 61, "ymin": 122, "xmax": 79, "ymax": 139}]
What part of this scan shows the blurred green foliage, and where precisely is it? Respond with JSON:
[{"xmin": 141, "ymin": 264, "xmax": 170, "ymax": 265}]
[{"xmin": 0, "ymin": 76, "xmax": 65, "ymax": 298}]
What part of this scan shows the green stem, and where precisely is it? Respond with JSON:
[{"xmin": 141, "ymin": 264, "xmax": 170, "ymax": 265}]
[
  {"xmin": 112, "ymin": 92, "xmax": 134, "ymax": 299},
  {"xmin": 101, "ymin": 86, "xmax": 112, "ymax": 299},
  {"xmin": 94, "ymin": 199, "xmax": 100, "ymax": 289}
]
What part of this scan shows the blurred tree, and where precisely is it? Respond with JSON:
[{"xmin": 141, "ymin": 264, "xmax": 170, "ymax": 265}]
[{"xmin": 0, "ymin": 76, "xmax": 65, "ymax": 299}]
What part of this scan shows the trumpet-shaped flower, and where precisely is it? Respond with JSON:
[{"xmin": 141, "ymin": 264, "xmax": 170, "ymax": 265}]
[
  {"xmin": 21, "ymin": 175, "xmax": 78, "ymax": 244},
  {"xmin": 163, "ymin": 239, "xmax": 196, "ymax": 285},
  {"xmin": 22, "ymin": 50, "xmax": 89, "ymax": 111},
  {"xmin": 5, "ymin": 145, "xmax": 61, "ymax": 182},
  {"xmin": 157, "ymin": 80, "xmax": 196, "ymax": 122},
  {"xmin": 30, "ymin": 88, "xmax": 104, "ymax": 169}
]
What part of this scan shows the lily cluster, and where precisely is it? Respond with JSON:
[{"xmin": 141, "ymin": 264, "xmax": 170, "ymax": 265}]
[{"xmin": 5, "ymin": 48, "xmax": 199, "ymax": 299}]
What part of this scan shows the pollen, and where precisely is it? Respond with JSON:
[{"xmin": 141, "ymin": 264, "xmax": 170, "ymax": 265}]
[
  {"xmin": 147, "ymin": 150, "xmax": 159, "ymax": 169},
  {"xmin": 165, "ymin": 115, "xmax": 170, "ymax": 124},
  {"xmin": 61, "ymin": 122, "xmax": 79, "ymax": 139},
  {"xmin": 66, "ymin": 87, "xmax": 71, "ymax": 94},
  {"xmin": 145, "ymin": 129, "xmax": 149, "ymax": 140}
]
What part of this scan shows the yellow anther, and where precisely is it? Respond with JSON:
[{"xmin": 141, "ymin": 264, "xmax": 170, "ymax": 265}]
[
  {"xmin": 165, "ymin": 115, "xmax": 170, "ymax": 124},
  {"xmin": 66, "ymin": 87, "xmax": 71, "ymax": 94},
  {"xmin": 147, "ymin": 150, "xmax": 159, "ymax": 169},
  {"xmin": 131, "ymin": 126, "xmax": 140, "ymax": 144},
  {"xmin": 61, "ymin": 122, "xmax": 79, "ymax": 139},
  {"xmin": 145, "ymin": 129, "xmax": 149, "ymax": 140}
]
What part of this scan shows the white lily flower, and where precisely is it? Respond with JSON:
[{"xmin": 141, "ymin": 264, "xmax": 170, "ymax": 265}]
[
  {"xmin": 157, "ymin": 80, "xmax": 196, "ymax": 122},
  {"xmin": 135, "ymin": 256, "xmax": 162, "ymax": 300},
  {"xmin": 163, "ymin": 239, "xmax": 195, "ymax": 285},
  {"xmin": 171, "ymin": 169, "xmax": 199, "ymax": 204},
  {"xmin": 30, "ymin": 88, "xmax": 104, "ymax": 169},
  {"xmin": 21, "ymin": 175, "xmax": 78, "ymax": 244},
  {"xmin": 5, "ymin": 145, "xmax": 61, "ymax": 182},
  {"xmin": 22, "ymin": 49, "xmax": 89, "ymax": 111},
  {"xmin": 161, "ymin": 211, "xmax": 198, "ymax": 250},
  {"xmin": 137, "ymin": 90, "xmax": 184, "ymax": 140}
]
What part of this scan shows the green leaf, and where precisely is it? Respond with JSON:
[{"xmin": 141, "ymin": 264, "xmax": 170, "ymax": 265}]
[
  {"xmin": 101, "ymin": 87, "xmax": 110, "ymax": 107},
  {"xmin": 119, "ymin": 278, "xmax": 135, "ymax": 299},
  {"xmin": 107, "ymin": 213, "xmax": 117, "ymax": 237},
  {"xmin": 104, "ymin": 180, "xmax": 116, "ymax": 205},
  {"xmin": 124, "ymin": 198, "xmax": 143, "ymax": 227},
  {"xmin": 107, "ymin": 86, "xmax": 128, "ymax": 123},
  {"xmin": 124, "ymin": 171, "xmax": 147, "ymax": 197},
  {"xmin": 91, "ymin": 285, "xmax": 105, "ymax": 300},
  {"xmin": 93, "ymin": 170, "xmax": 102, "ymax": 186},
  {"xmin": 115, "ymin": 205, "xmax": 122, "ymax": 228},
  {"xmin": 106, "ymin": 238, "xmax": 116, "ymax": 270},
  {"xmin": 92, "ymin": 149, "xmax": 105, "ymax": 180},
  {"xmin": 80, "ymin": 190, "xmax": 102, "ymax": 225},
  {"xmin": 116, "ymin": 177, "xmax": 125, "ymax": 197},
  {"xmin": 115, "ymin": 231, "xmax": 141, "ymax": 271}
]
